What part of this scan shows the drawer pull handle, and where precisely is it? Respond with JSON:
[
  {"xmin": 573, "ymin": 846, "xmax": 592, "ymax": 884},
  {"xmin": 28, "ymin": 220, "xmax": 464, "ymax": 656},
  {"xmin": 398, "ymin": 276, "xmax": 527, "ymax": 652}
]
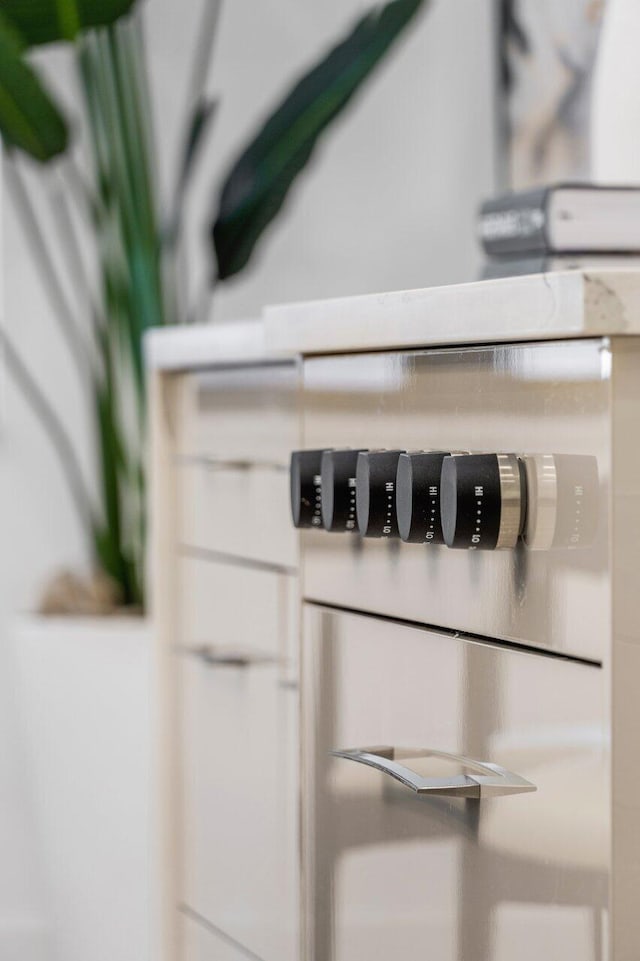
[
  {"xmin": 179, "ymin": 455, "xmax": 287, "ymax": 472},
  {"xmin": 183, "ymin": 645, "xmax": 280, "ymax": 668},
  {"xmin": 331, "ymin": 746, "xmax": 536, "ymax": 798}
]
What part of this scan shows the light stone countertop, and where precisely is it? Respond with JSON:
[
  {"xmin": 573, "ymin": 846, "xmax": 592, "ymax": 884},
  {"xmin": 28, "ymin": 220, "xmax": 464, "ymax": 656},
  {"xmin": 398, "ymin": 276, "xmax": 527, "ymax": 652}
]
[
  {"xmin": 145, "ymin": 270, "xmax": 640, "ymax": 371},
  {"xmin": 144, "ymin": 318, "xmax": 280, "ymax": 371},
  {"xmin": 263, "ymin": 269, "xmax": 640, "ymax": 356}
]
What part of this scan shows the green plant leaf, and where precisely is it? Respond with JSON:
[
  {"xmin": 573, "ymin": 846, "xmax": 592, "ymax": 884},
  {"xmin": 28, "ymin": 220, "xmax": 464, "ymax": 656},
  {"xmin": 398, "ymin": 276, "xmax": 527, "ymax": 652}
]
[
  {"xmin": 0, "ymin": 0, "xmax": 137, "ymax": 45},
  {"xmin": 211, "ymin": 0, "xmax": 427, "ymax": 281},
  {"xmin": 166, "ymin": 95, "xmax": 218, "ymax": 245},
  {"xmin": 0, "ymin": 13, "xmax": 68, "ymax": 160}
]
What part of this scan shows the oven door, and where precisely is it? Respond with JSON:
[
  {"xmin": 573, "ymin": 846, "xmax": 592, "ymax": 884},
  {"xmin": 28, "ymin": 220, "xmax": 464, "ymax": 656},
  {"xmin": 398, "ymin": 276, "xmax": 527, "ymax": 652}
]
[{"xmin": 302, "ymin": 605, "xmax": 609, "ymax": 961}]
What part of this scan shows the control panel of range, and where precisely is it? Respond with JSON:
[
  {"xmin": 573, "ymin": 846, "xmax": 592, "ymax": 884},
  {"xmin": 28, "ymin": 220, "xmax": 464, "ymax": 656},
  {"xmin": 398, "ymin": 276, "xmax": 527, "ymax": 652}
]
[{"xmin": 290, "ymin": 448, "xmax": 598, "ymax": 551}]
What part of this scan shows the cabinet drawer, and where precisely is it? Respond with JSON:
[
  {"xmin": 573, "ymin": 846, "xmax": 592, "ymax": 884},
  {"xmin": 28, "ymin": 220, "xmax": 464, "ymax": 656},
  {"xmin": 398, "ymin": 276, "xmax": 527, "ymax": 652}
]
[
  {"xmin": 179, "ymin": 462, "xmax": 297, "ymax": 568},
  {"xmin": 180, "ymin": 913, "xmax": 250, "ymax": 961},
  {"xmin": 178, "ymin": 555, "xmax": 296, "ymax": 662},
  {"xmin": 178, "ymin": 363, "xmax": 298, "ymax": 466},
  {"xmin": 303, "ymin": 606, "xmax": 609, "ymax": 961},
  {"xmin": 179, "ymin": 652, "xmax": 299, "ymax": 961}
]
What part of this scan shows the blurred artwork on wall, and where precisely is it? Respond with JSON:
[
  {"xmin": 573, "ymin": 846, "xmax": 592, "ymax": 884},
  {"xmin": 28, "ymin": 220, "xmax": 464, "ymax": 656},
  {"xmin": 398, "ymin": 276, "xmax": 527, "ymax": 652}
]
[{"xmin": 500, "ymin": 0, "xmax": 605, "ymax": 188}]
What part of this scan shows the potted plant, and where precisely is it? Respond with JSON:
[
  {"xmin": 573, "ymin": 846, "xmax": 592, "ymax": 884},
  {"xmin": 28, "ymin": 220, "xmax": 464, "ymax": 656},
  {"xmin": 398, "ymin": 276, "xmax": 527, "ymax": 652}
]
[{"xmin": 1, "ymin": 0, "xmax": 427, "ymax": 958}]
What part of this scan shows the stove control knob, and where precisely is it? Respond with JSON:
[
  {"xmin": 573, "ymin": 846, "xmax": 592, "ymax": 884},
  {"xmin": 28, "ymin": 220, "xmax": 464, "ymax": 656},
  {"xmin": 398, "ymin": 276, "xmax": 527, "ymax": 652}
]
[
  {"xmin": 523, "ymin": 453, "xmax": 599, "ymax": 551},
  {"xmin": 356, "ymin": 450, "xmax": 404, "ymax": 538},
  {"xmin": 321, "ymin": 449, "xmax": 366, "ymax": 532},
  {"xmin": 440, "ymin": 453, "xmax": 526, "ymax": 550},
  {"xmin": 396, "ymin": 451, "xmax": 449, "ymax": 544},
  {"xmin": 290, "ymin": 449, "xmax": 327, "ymax": 529}
]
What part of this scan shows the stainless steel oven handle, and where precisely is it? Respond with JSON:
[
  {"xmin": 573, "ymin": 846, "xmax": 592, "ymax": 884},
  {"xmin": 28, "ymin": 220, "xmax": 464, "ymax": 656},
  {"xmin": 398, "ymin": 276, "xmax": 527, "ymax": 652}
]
[
  {"xmin": 331, "ymin": 746, "xmax": 536, "ymax": 798},
  {"xmin": 182, "ymin": 644, "xmax": 281, "ymax": 668}
]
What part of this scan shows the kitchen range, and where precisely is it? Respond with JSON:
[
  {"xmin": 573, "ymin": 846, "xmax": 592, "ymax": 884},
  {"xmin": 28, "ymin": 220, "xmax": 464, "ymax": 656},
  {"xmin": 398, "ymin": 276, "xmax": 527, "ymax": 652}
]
[{"xmin": 150, "ymin": 270, "xmax": 640, "ymax": 961}]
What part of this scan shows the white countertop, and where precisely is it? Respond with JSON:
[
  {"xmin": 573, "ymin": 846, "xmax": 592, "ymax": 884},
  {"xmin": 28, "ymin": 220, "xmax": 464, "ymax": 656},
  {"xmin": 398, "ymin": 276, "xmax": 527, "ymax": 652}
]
[
  {"xmin": 144, "ymin": 318, "xmax": 281, "ymax": 371},
  {"xmin": 146, "ymin": 270, "xmax": 640, "ymax": 371},
  {"xmin": 264, "ymin": 269, "xmax": 640, "ymax": 356}
]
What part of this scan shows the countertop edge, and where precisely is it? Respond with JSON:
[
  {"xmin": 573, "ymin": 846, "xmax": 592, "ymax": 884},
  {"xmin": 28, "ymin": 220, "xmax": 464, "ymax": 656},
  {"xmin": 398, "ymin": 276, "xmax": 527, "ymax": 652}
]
[
  {"xmin": 144, "ymin": 319, "xmax": 289, "ymax": 371},
  {"xmin": 263, "ymin": 270, "xmax": 640, "ymax": 356},
  {"xmin": 145, "ymin": 270, "xmax": 640, "ymax": 371}
]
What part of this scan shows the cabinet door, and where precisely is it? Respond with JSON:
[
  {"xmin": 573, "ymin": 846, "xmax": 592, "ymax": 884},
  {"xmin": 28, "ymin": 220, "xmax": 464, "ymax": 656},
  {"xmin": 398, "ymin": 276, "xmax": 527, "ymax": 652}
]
[
  {"xmin": 179, "ymin": 649, "xmax": 298, "ymax": 961},
  {"xmin": 302, "ymin": 606, "xmax": 608, "ymax": 961}
]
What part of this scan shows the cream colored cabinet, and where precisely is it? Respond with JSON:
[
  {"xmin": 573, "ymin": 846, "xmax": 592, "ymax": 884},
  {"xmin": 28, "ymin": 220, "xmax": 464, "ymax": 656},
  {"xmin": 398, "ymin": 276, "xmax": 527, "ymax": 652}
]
[
  {"xmin": 177, "ymin": 555, "xmax": 287, "ymax": 658},
  {"xmin": 178, "ymin": 460, "xmax": 296, "ymax": 569},
  {"xmin": 151, "ymin": 357, "xmax": 300, "ymax": 961},
  {"xmin": 179, "ymin": 644, "xmax": 298, "ymax": 959}
]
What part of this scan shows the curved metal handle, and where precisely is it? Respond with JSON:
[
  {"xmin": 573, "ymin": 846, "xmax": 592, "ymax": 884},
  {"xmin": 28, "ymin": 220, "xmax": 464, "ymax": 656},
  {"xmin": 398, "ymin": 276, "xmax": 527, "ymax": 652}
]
[
  {"xmin": 183, "ymin": 644, "xmax": 281, "ymax": 668},
  {"xmin": 331, "ymin": 746, "xmax": 536, "ymax": 798}
]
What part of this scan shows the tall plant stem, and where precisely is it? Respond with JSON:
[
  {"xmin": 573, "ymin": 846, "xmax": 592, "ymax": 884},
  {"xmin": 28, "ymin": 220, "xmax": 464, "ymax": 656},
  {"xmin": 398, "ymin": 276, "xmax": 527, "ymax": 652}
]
[
  {"xmin": 59, "ymin": 155, "xmax": 95, "ymax": 222},
  {"xmin": 189, "ymin": 267, "xmax": 217, "ymax": 324},
  {"xmin": 75, "ymin": 16, "xmax": 166, "ymax": 607},
  {"xmin": 168, "ymin": 0, "xmax": 223, "ymax": 318},
  {"xmin": 4, "ymin": 154, "xmax": 95, "ymax": 379},
  {"xmin": 186, "ymin": 0, "xmax": 223, "ymax": 112},
  {"xmin": 0, "ymin": 326, "xmax": 95, "ymax": 538},
  {"xmin": 48, "ymin": 174, "xmax": 105, "ymax": 352}
]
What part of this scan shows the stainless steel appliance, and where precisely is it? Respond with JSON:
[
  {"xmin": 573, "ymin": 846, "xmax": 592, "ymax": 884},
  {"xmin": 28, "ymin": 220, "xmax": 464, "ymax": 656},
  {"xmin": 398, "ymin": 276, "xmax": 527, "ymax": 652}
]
[{"xmin": 290, "ymin": 336, "xmax": 640, "ymax": 960}]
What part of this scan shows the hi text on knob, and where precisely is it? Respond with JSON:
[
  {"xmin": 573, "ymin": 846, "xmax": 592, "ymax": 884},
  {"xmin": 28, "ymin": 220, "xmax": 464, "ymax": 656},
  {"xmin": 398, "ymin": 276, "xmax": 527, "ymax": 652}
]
[
  {"xmin": 355, "ymin": 450, "xmax": 404, "ymax": 538},
  {"xmin": 396, "ymin": 451, "xmax": 449, "ymax": 544},
  {"xmin": 290, "ymin": 450, "xmax": 327, "ymax": 529},
  {"xmin": 321, "ymin": 449, "xmax": 367, "ymax": 532},
  {"xmin": 440, "ymin": 453, "xmax": 526, "ymax": 550}
]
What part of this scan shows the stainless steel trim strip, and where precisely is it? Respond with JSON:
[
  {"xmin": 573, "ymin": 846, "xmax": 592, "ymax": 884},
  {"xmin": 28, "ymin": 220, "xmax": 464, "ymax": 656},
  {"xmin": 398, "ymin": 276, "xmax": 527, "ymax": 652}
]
[
  {"xmin": 496, "ymin": 452, "xmax": 524, "ymax": 549},
  {"xmin": 305, "ymin": 598, "xmax": 603, "ymax": 667}
]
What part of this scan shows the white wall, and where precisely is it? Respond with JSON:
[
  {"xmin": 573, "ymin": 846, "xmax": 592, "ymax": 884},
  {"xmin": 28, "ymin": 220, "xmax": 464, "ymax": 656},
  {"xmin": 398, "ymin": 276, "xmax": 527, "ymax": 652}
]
[
  {"xmin": 150, "ymin": 0, "xmax": 498, "ymax": 318},
  {"xmin": 0, "ymin": 1, "xmax": 497, "ymax": 957}
]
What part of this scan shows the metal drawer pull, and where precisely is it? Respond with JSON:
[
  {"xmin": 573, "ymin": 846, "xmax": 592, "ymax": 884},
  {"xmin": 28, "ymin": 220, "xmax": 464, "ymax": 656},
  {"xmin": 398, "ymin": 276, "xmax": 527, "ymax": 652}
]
[
  {"xmin": 184, "ymin": 645, "xmax": 281, "ymax": 668},
  {"xmin": 331, "ymin": 746, "xmax": 536, "ymax": 798},
  {"xmin": 178, "ymin": 454, "xmax": 286, "ymax": 472},
  {"xmin": 204, "ymin": 457, "xmax": 287, "ymax": 472}
]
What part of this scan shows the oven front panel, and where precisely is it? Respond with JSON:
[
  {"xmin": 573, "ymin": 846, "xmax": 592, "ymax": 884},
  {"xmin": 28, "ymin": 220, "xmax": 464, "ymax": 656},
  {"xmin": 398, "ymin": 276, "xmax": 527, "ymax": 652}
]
[
  {"xmin": 302, "ymin": 605, "xmax": 608, "ymax": 961},
  {"xmin": 301, "ymin": 339, "xmax": 610, "ymax": 661}
]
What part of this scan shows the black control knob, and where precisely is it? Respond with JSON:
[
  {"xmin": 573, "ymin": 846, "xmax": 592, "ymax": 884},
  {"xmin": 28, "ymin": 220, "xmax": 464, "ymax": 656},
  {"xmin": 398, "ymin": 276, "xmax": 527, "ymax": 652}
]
[
  {"xmin": 290, "ymin": 449, "xmax": 327, "ymax": 528},
  {"xmin": 440, "ymin": 453, "xmax": 526, "ymax": 550},
  {"xmin": 321, "ymin": 449, "xmax": 366, "ymax": 532},
  {"xmin": 396, "ymin": 451, "xmax": 449, "ymax": 544},
  {"xmin": 356, "ymin": 450, "xmax": 404, "ymax": 538}
]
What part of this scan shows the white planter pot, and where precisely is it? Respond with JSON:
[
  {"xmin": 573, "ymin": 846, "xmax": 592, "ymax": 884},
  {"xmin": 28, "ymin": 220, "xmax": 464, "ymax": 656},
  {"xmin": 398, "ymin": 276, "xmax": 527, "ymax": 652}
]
[{"xmin": 11, "ymin": 616, "xmax": 152, "ymax": 961}]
